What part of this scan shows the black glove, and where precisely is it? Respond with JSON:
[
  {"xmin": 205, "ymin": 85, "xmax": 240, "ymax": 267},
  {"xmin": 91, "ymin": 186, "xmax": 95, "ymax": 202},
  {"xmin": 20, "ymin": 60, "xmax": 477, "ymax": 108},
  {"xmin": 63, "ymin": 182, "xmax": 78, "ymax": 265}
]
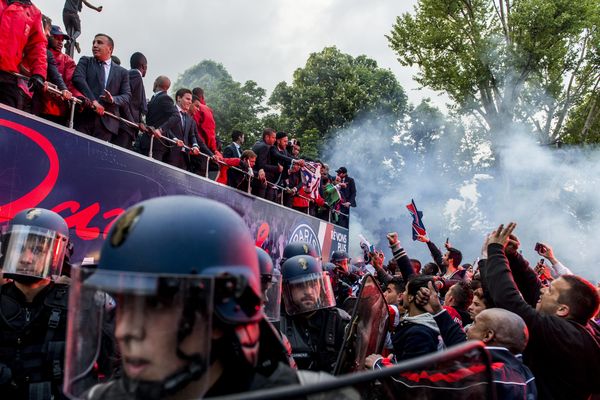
[{"xmin": 27, "ymin": 74, "xmax": 45, "ymax": 92}]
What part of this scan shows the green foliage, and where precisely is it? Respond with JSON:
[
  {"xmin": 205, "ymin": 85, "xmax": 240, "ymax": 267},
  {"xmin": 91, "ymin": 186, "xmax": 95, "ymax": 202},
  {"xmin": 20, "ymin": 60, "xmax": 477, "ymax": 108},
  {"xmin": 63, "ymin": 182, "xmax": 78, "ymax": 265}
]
[
  {"xmin": 173, "ymin": 60, "xmax": 267, "ymax": 145},
  {"xmin": 388, "ymin": 0, "xmax": 599, "ymax": 144},
  {"xmin": 269, "ymin": 46, "xmax": 408, "ymax": 157},
  {"xmin": 562, "ymin": 91, "xmax": 600, "ymax": 144}
]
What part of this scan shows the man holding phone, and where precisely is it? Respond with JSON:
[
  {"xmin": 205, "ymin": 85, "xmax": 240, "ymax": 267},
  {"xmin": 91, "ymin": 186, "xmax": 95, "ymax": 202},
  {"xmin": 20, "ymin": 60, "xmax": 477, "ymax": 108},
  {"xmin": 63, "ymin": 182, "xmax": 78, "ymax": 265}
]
[{"xmin": 73, "ymin": 33, "xmax": 131, "ymax": 145}]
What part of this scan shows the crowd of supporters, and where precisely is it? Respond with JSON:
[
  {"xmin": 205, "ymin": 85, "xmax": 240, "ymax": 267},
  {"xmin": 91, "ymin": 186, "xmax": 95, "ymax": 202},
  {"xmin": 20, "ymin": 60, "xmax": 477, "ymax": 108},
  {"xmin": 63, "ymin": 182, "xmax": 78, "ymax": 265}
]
[
  {"xmin": 0, "ymin": 0, "xmax": 356, "ymax": 226},
  {"xmin": 329, "ymin": 226, "xmax": 600, "ymax": 399}
]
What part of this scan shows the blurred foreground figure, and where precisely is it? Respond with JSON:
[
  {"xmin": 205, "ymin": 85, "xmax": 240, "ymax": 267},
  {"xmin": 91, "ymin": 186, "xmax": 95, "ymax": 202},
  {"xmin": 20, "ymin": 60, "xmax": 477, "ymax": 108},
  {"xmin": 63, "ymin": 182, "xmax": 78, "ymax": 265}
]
[{"xmin": 65, "ymin": 196, "xmax": 355, "ymax": 399}]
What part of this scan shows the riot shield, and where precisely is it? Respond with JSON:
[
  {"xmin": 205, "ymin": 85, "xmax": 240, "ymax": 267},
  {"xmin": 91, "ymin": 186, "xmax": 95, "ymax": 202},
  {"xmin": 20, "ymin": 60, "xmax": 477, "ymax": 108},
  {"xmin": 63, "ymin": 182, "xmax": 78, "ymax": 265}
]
[{"xmin": 334, "ymin": 274, "xmax": 389, "ymax": 375}]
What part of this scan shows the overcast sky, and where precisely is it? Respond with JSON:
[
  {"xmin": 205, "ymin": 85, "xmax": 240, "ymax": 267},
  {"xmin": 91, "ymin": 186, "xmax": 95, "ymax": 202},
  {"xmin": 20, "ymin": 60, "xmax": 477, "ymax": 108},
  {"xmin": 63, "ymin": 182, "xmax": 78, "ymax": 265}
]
[{"xmin": 37, "ymin": 0, "xmax": 447, "ymax": 107}]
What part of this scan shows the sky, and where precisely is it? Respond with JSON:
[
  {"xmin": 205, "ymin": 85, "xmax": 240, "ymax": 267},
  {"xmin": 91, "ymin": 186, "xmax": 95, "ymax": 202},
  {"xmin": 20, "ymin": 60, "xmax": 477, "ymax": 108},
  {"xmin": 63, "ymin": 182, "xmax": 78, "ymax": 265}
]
[{"xmin": 36, "ymin": 0, "xmax": 446, "ymax": 107}]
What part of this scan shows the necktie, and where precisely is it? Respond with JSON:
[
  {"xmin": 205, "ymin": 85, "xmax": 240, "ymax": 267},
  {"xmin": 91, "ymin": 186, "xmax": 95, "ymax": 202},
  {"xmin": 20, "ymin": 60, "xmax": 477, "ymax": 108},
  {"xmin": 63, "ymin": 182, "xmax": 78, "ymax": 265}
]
[
  {"xmin": 98, "ymin": 60, "xmax": 107, "ymax": 88},
  {"xmin": 180, "ymin": 111, "xmax": 186, "ymax": 128}
]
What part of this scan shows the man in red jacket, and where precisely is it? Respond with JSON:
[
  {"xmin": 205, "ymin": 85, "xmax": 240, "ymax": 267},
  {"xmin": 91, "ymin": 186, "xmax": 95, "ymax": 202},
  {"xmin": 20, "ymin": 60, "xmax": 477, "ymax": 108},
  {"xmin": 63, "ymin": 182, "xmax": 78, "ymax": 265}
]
[
  {"xmin": 0, "ymin": 0, "xmax": 47, "ymax": 110},
  {"xmin": 38, "ymin": 25, "xmax": 81, "ymax": 124},
  {"xmin": 191, "ymin": 87, "xmax": 218, "ymax": 153}
]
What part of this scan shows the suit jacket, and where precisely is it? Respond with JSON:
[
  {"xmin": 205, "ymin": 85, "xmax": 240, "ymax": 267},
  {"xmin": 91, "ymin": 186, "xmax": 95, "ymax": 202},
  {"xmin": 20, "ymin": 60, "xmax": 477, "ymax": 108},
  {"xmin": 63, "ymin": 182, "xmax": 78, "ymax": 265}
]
[
  {"xmin": 159, "ymin": 111, "xmax": 213, "ymax": 156},
  {"xmin": 339, "ymin": 176, "xmax": 357, "ymax": 207},
  {"xmin": 146, "ymin": 91, "xmax": 175, "ymax": 127},
  {"xmin": 120, "ymin": 69, "xmax": 147, "ymax": 138},
  {"xmin": 252, "ymin": 140, "xmax": 280, "ymax": 182},
  {"xmin": 73, "ymin": 56, "xmax": 131, "ymax": 134},
  {"xmin": 223, "ymin": 142, "xmax": 242, "ymax": 158}
]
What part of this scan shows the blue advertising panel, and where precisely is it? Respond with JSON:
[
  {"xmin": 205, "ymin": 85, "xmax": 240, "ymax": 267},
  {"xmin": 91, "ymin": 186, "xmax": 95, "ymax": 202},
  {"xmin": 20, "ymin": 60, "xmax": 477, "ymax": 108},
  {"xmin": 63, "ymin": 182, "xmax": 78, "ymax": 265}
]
[{"xmin": 0, "ymin": 105, "xmax": 348, "ymax": 267}]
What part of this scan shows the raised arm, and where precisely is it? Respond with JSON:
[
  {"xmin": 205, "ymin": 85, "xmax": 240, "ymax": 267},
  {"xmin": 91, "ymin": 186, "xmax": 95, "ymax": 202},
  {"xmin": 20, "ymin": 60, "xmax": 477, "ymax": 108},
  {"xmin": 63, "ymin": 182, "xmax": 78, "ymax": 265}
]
[{"xmin": 482, "ymin": 223, "xmax": 538, "ymax": 327}]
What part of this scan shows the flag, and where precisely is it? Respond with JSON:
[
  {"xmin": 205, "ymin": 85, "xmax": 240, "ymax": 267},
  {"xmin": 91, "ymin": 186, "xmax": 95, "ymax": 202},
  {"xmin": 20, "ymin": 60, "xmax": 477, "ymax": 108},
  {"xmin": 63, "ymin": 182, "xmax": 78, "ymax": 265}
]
[
  {"xmin": 406, "ymin": 199, "xmax": 427, "ymax": 240},
  {"xmin": 322, "ymin": 183, "xmax": 341, "ymax": 207},
  {"xmin": 300, "ymin": 161, "xmax": 321, "ymax": 199}
]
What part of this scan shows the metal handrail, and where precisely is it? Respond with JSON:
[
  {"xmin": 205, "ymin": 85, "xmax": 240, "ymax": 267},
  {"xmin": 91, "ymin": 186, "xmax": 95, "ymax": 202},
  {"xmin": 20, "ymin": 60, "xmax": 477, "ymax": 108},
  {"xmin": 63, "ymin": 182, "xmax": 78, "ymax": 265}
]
[
  {"xmin": 208, "ymin": 341, "xmax": 494, "ymax": 400},
  {"xmin": 11, "ymin": 72, "xmax": 350, "ymax": 224}
]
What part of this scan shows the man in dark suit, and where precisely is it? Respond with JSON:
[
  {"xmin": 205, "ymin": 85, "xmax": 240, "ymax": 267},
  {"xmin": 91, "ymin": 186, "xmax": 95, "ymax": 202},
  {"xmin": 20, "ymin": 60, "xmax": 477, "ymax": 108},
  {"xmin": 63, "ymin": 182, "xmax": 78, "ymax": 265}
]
[
  {"xmin": 336, "ymin": 166, "xmax": 356, "ymax": 228},
  {"xmin": 73, "ymin": 33, "xmax": 131, "ymax": 143},
  {"xmin": 155, "ymin": 88, "xmax": 210, "ymax": 170},
  {"xmin": 137, "ymin": 75, "xmax": 175, "ymax": 160},
  {"xmin": 223, "ymin": 130, "xmax": 244, "ymax": 159},
  {"xmin": 118, "ymin": 52, "xmax": 147, "ymax": 149},
  {"xmin": 252, "ymin": 128, "xmax": 281, "ymax": 201}
]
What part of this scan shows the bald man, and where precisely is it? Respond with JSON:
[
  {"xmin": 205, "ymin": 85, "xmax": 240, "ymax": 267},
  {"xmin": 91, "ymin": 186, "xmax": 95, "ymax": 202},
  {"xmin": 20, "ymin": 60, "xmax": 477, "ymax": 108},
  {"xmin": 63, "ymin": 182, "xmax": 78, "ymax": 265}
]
[
  {"xmin": 412, "ymin": 283, "xmax": 538, "ymax": 399},
  {"xmin": 137, "ymin": 75, "xmax": 176, "ymax": 159},
  {"xmin": 467, "ymin": 308, "xmax": 537, "ymax": 399}
]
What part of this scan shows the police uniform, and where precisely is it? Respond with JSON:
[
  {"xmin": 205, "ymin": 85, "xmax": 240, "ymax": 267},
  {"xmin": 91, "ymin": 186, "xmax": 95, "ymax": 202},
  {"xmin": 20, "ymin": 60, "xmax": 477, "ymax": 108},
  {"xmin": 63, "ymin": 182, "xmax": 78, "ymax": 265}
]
[
  {"xmin": 0, "ymin": 282, "xmax": 69, "ymax": 400},
  {"xmin": 280, "ymin": 307, "xmax": 350, "ymax": 372},
  {"xmin": 281, "ymin": 254, "xmax": 351, "ymax": 373}
]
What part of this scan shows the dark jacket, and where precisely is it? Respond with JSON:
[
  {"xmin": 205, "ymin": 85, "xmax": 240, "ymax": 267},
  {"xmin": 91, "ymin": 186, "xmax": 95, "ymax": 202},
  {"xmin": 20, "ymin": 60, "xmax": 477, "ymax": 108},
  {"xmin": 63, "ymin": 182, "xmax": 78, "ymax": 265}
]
[
  {"xmin": 252, "ymin": 140, "xmax": 280, "ymax": 182},
  {"xmin": 120, "ymin": 69, "xmax": 147, "ymax": 139},
  {"xmin": 483, "ymin": 243, "xmax": 600, "ymax": 400},
  {"xmin": 391, "ymin": 313, "xmax": 440, "ymax": 362},
  {"xmin": 280, "ymin": 308, "xmax": 350, "ymax": 373},
  {"xmin": 73, "ymin": 56, "xmax": 131, "ymax": 134},
  {"xmin": 338, "ymin": 176, "xmax": 356, "ymax": 207},
  {"xmin": 434, "ymin": 310, "xmax": 537, "ymax": 399},
  {"xmin": 0, "ymin": 282, "xmax": 69, "ymax": 399},
  {"xmin": 223, "ymin": 142, "xmax": 242, "ymax": 158}
]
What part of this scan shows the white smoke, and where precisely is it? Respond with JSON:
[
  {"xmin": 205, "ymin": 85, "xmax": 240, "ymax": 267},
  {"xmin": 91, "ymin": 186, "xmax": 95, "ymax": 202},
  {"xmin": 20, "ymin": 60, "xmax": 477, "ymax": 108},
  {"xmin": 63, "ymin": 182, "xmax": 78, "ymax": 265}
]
[{"xmin": 324, "ymin": 116, "xmax": 600, "ymax": 283}]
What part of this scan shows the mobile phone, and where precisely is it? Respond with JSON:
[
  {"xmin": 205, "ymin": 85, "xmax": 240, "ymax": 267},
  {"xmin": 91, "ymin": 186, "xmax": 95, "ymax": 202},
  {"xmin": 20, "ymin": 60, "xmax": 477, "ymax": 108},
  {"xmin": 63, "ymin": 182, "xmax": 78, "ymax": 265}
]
[{"xmin": 534, "ymin": 243, "xmax": 545, "ymax": 253}]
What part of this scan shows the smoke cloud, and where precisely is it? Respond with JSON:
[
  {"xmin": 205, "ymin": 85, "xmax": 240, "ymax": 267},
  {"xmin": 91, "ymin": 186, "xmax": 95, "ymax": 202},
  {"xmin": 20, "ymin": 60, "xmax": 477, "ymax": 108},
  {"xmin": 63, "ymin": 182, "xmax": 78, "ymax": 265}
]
[{"xmin": 323, "ymin": 115, "xmax": 600, "ymax": 283}]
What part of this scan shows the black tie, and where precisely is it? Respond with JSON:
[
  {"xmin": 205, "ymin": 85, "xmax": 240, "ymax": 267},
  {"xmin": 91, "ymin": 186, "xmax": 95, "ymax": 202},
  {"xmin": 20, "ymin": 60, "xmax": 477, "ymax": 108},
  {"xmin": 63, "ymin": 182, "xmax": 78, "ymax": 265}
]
[
  {"xmin": 180, "ymin": 111, "xmax": 186, "ymax": 129},
  {"xmin": 98, "ymin": 60, "xmax": 106, "ymax": 89}
]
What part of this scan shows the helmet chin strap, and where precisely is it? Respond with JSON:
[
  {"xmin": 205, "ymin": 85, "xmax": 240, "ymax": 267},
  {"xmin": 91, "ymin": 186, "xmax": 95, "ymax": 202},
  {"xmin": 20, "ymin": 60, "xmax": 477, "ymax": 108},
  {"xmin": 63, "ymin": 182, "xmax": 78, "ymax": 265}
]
[{"xmin": 123, "ymin": 354, "xmax": 207, "ymax": 400}]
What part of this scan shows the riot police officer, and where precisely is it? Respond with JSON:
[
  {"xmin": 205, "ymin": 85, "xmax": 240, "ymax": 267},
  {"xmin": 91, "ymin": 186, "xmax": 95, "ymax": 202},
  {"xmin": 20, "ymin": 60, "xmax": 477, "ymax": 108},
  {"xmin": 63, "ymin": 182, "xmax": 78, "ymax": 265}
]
[
  {"xmin": 256, "ymin": 247, "xmax": 281, "ymax": 323},
  {"xmin": 64, "ymin": 196, "xmax": 302, "ymax": 399},
  {"xmin": 329, "ymin": 250, "xmax": 359, "ymax": 308},
  {"xmin": 0, "ymin": 208, "xmax": 71, "ymax": 399},
  {"xmin": 280, "ymin": 253, "xmax": 350, "ymax": 373}
]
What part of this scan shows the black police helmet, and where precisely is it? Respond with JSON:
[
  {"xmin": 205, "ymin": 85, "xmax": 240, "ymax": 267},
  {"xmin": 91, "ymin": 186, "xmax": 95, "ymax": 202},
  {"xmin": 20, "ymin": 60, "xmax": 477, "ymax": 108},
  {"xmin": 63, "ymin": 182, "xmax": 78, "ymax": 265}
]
[
  {"xmin": 323, "ymin": 262, "xmax": 336, "ymax": 273},
  {"xmin": 98, "ymin": 195, "xmax": 262, "ymax": 325},
  {"xmin": 281, "ymin": 254, "xmax": 322, "ymax": 282},
  {"xmin": 256, "ymin": 247, "xmax": 273, "ymax": 278},
  {"xmin": 280, "ymin": 241, "xmax": 318, "ymax": 266}
]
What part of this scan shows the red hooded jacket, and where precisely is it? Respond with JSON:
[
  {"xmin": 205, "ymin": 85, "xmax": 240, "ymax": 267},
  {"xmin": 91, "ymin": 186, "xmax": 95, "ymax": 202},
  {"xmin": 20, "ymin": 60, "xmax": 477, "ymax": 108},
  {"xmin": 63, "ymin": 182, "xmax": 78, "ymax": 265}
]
[
  {"xmin": 39, "ymin": 49, "xmax": 81, "ymax": 116},
  {"xmin": 193, "ymin": 100, "xmax": 217, "ymax": 152},
  {"xmin": 0, "ymin": 0, "xmax": 47, "ymax": 78}
]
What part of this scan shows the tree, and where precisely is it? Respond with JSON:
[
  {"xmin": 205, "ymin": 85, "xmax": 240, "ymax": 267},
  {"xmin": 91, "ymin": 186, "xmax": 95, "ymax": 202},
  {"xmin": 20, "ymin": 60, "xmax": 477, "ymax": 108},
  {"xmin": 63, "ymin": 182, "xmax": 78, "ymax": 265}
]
[
  {"xmin": 388, "ymin": 0, "xmax": 600, "ymax": 145},
  {"xmin": 269, "ymin": 46, "xmax": 408, "ymax": 158},
  {"xmin": 173, "ymin": 60, "xmax": 268, "ymax": 144}
]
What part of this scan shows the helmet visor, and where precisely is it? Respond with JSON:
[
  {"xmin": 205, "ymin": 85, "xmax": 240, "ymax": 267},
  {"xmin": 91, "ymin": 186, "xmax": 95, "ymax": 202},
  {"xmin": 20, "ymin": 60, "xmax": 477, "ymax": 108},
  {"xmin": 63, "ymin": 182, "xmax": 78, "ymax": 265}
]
[
  {"xmin": 283, "ymin": 271, "xmax": 336, "ymax": 315},
  {"xmin": 1, "ymin": 225, "xmax": 67, "ymax": 279},
  {"xmin": 263, "ymin": 269, "xmax": 282, "ymax": 322},
  {"xmin": 65, "ymin": 267, "xmax": 214, "ymax": 399}
]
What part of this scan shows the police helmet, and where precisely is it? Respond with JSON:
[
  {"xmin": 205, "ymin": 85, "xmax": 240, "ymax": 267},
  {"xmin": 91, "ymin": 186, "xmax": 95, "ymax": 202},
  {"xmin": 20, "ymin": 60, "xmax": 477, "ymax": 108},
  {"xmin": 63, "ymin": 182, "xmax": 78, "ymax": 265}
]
[
  {"xmin": 280, "ymin": 241, "xmax": 319, "ymax": 267},
  {"xmin": 323, "ymin": 262, "xmax": 337, "ymax": 273},
  {"xmin": 1, "ymin": 208, "xmax": 69, "ymax": 283},
  {"xmin": 256, "ymin": 247, "xmax": 281, "ymax": 322},
  {"xmin": 65, "ymin": 196, "xmax": 262, "ymax": 399},
  {"xmin": 281, "ymin": 255, "xmax": 335, "ymax": 315}
]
